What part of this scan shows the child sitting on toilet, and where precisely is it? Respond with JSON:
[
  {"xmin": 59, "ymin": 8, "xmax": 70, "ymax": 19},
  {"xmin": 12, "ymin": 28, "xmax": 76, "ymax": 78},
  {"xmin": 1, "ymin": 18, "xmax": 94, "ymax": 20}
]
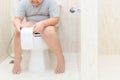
[{"xmin": 13, "ymin": 0, "xmax": 65, "ymax": 74}]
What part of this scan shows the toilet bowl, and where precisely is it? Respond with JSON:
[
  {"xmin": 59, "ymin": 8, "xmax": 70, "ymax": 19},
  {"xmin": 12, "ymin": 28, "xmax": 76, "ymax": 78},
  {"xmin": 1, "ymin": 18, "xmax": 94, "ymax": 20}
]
[{"xmin": 21, "ymin": 27, "xmax": 48, "ymax": 73}]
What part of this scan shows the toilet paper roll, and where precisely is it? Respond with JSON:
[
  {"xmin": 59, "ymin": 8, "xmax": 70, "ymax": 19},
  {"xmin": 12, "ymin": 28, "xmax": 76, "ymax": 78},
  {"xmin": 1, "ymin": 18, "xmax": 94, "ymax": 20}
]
[{"xmin": 21, "ymin": 27, "xmax": 34, "ymax": 49}]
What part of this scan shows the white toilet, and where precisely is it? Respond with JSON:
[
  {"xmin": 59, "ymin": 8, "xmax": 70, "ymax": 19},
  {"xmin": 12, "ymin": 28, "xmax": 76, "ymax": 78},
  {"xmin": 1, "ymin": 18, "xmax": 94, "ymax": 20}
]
[{"xmin": 21, "ymin": 27, "xmax": 49, "ymax": 73}]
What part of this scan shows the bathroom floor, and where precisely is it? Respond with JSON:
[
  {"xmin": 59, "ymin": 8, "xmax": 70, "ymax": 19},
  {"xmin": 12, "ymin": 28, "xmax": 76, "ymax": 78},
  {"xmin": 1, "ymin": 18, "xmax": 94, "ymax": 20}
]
[
  {"xmin": 98, "ymin": 54, "xmax": 120, "ymax": 80},
  {"xmin": 1, "ymin": 53, "xmax": 120, "ymax": 80},
  {"xmin": 0, "ymin": 52, "xmax": 80, "ymax": 80}
]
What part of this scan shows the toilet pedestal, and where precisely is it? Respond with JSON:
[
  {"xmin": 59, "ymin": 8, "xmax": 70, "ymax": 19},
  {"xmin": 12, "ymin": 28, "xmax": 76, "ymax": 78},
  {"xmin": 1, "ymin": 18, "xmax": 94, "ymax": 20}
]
[
  {"xmin": 21, "ymin": 28, "xmax": 49, "ymax": 73},
  {"xmin": 29, "ymin": 36, "xmax": 48, "ymax": 73}
]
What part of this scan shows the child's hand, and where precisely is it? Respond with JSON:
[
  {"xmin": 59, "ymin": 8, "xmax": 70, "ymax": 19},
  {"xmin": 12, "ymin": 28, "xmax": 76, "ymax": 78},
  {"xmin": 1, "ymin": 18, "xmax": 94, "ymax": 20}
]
[
  {"xmin": 33, "ymin": 22, "xmax": 45, "ymax": 33},
  {"xmin": 15, "ymin": 23, "xmax": 22, "ymax": 32}
]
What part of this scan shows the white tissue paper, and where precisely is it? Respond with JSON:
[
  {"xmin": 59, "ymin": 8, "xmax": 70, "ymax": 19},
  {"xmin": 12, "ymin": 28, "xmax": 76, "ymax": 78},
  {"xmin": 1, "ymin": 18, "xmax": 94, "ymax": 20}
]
[{"xmin": 21, "ymin": 27, "xmax": 34, "ymax": 49}]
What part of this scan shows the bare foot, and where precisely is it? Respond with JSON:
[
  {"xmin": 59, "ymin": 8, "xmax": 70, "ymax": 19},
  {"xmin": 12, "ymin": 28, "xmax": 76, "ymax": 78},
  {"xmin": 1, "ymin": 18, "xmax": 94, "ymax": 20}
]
[
  {"xmin": 12, "ymin": 57, "xmax": 22, "ymax": 74},
  {"xmin": 55, "ymin": 55, "xmax": 65, "ymax": 74}
]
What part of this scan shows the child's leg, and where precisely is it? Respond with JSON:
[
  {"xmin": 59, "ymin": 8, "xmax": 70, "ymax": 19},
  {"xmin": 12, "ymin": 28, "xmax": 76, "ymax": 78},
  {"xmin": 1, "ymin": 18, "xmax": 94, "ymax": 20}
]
[
  {"xmin": 41, "ymin": 26, "xmax": 65, "ymax": 74},
  {"xmin": 12, "ymin": 22, "xmax": 34, "ymax": 74},
  {"xmin": 12, "ymin": 31, "xmax": 22, "ymax": 74}
]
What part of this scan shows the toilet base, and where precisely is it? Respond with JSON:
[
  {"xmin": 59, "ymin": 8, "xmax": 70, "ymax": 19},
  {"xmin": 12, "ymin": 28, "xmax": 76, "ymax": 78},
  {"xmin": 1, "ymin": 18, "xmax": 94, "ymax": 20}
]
[
  {"xmin": 29, "ymin": 51, "xmax": 46, "ymax": 73},
  {"xmin": 28, "ymin": 36, "xmax": 48, "ymax": 73}
]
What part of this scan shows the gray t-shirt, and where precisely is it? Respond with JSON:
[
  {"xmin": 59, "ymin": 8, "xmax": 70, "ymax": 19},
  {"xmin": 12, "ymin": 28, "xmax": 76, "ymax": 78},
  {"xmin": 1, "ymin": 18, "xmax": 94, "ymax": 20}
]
[{"xmin": 16, "ymin": 0, "xmax": 59, "ymax": 23}]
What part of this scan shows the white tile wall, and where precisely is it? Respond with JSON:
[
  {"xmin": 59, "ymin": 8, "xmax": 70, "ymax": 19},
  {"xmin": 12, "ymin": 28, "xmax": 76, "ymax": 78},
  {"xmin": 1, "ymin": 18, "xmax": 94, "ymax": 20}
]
[
  {"xmin": 99, "ymin": 0, "xmax": 120, "ymax": 54},
  {"xmin": 58, "ymin": 0, "xmax": 80, "ymax": 53},
  {"xmin": 0, "ymin": 0, "xmax": 11, "ymax": 63}
]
